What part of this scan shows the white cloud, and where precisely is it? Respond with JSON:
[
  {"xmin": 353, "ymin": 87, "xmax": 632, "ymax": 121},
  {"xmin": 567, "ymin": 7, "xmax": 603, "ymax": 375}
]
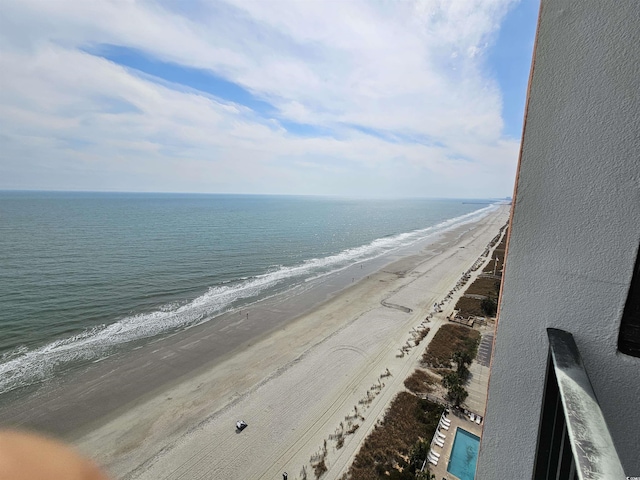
[{"xmin": 0, "ymin": 0, "xmax": 520, "ymax": 197}]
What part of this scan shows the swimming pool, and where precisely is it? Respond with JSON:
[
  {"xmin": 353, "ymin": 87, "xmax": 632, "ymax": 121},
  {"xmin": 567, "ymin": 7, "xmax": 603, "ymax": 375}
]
[{"xmin": 447, "ymin": 428, "xmax": 480, "ymax": 480}]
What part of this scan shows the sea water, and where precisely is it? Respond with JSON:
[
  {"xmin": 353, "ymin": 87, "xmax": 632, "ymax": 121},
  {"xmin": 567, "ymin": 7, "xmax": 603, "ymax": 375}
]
[{"xmin": 0, "ymin": 191, "xmax": 494, "ymax": 397}]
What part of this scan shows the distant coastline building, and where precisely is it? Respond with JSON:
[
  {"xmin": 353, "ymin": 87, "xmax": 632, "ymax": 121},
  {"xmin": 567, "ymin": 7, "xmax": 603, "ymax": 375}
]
[{"xmin": 476, "ymin": 0, "xmax": 640, "ymax": 479}]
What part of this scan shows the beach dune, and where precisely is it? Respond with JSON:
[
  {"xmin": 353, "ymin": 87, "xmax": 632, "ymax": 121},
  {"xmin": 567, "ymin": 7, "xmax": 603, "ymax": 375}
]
[{"xmin": 69, "ymin": 205, "xmax": 509, "ymax": 480}]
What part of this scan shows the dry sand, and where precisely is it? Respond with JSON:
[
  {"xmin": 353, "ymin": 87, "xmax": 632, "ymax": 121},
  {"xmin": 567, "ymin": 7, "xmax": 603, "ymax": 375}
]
[{"xmin": 75, "ymin": 205, "xmax": 509, "ymax": 480}]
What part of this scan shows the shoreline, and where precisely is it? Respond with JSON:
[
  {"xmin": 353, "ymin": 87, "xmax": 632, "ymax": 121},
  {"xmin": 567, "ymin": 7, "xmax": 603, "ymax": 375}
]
[
  {"xmin": 0, "ymin": 205, "xmax": 509, "ymax": 479},
  {"xmin": 0, "ymin": 206, "xmax": 494, "ymax": 438},
  {"xmin": 84, "ymin": 205, "xmax": 508, "ymax": 479}
]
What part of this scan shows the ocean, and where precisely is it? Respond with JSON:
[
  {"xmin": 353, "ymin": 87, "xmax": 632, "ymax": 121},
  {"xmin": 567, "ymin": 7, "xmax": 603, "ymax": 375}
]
[{"xmin": 0, "ymin": 191, "xmax": 494, "ymax": 399}]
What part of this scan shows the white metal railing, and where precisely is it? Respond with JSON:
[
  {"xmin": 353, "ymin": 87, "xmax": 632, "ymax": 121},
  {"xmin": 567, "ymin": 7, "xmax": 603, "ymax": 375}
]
[{"xmin": 545, "ymin": 328, "xmax": 625, "ymax": 480}]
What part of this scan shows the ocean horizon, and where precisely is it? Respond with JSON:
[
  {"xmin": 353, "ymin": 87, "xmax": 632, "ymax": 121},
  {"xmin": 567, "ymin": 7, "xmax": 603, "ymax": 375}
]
[{"xmin": 0, "ymin": 191, "xmax": 496, "ymax": 399}]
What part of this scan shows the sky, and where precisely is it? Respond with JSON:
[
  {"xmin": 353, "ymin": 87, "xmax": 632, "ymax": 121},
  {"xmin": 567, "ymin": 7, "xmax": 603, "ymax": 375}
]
[{"xmin": 0, "ymin": 0, "xmax": 539, "ymax": 198}]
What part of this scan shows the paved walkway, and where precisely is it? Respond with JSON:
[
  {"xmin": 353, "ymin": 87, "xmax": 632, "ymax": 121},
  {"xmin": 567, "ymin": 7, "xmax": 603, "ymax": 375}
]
[
  {"xmin": 461, "ymin": 331, "xmax": 493, "ymax": 415},
  {"xmin": 463, "ymin": 362, "xmax": 490, "ymax": 415}
]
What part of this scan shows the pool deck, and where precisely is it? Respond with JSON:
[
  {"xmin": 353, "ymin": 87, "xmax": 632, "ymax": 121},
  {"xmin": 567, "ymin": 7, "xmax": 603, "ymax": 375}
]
[
  {"xmin": 426, "ymin": 327, "xmax": 492, "ymax": 479},
  {"xmin": 464, "ymin": 360, "xmax": 490, "ymax": 414},
  {"xmin": 426, "ymin": 410, "xmax": 483, "ymax": 480}
]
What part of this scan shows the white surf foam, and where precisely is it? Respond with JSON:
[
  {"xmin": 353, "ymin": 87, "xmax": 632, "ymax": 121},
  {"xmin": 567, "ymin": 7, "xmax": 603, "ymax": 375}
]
[{"xmin": 0, "ymin": 204, "xmax": 496, "ymax": 395}]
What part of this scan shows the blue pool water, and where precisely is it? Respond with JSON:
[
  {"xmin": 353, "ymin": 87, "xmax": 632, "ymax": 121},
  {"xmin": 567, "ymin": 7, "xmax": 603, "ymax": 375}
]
[{"xmin": 447, "ymin": 428, "xmax": 480, "ymax": 480}]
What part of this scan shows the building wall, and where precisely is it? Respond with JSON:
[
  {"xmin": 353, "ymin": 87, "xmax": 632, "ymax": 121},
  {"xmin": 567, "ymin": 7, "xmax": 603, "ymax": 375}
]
[{"xmin": 476, "ymin": 0, "xmax": 640, "ymax": 478}]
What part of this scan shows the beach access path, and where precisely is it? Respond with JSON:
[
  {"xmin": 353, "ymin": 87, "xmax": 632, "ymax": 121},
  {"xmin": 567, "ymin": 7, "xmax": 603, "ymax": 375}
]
[{"xmin": 75, "ymin": 205, "xmax": 510, "ymax": 480}]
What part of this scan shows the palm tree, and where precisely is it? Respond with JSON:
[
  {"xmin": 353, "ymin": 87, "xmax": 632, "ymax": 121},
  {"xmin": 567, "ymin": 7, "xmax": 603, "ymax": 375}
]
[{"xmin": 452, "ymin": 350, "xmax": 473, "ymax": 379}]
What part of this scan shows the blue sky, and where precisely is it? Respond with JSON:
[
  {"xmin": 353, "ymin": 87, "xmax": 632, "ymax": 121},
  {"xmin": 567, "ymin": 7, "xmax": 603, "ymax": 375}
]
[
  {"xmin": 0, "ymin": 0, "xmax": 538, "ymax": 198},
  {"xmin": 488, "ymin": 0, "xmax": 539, "ymax": 138}
]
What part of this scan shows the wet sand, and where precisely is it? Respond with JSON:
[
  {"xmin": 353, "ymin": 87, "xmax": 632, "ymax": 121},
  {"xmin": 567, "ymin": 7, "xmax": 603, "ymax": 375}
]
[{"xmin": 1, "ymin": 205, "xmax": 509, "ymax": 479}]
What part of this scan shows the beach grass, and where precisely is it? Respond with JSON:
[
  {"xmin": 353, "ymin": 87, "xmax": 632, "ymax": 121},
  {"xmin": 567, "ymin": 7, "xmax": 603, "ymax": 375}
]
[
  {"xmin": 482, "ymin": 227, "xmax": 508, "ymax": 274},
  {"xmin": 464, "ymin": 276, "xmax": 501, "ymax": 298},
  {"xmin": 455, "ymin": 227, "xmax": 506, "ymax": 317},
  {"xmin": 421, "ymin": 324, "xmax": 480, "ymax": 368},
  {"xmin": 344, "ymin": 392, "xmax": 443, "ymax": 480},
  {"xmin": 454, "ymin": 296, "xmax": 485, "ymax": 316},
  {"xmin": 403, "ymin": 369, "xmax": 437, "ymax": 395}
]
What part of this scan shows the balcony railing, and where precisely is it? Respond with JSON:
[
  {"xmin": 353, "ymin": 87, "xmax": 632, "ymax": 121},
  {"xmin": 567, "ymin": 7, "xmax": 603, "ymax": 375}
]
[{"xmin": 533, "ymin": 328, "xmax": 625, "ymax": 480}]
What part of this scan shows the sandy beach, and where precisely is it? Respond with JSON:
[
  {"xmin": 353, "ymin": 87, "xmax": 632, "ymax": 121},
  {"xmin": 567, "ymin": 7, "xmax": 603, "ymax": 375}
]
[{"xmin": 57, "ymin": 205, "xmax": 507, "ymax": 480}]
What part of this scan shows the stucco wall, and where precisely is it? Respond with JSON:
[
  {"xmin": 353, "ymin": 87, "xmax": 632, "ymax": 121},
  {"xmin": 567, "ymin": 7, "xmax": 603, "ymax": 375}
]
[{"xmin": 476, "ymin": 0, "xmax": 640, "ymax": 478}]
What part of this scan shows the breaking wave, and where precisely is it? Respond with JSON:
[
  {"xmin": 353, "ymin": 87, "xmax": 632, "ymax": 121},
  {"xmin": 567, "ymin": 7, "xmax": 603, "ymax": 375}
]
[{"xmin": 0, "ymin": 204, "xmax": 495, "ymax": 395}]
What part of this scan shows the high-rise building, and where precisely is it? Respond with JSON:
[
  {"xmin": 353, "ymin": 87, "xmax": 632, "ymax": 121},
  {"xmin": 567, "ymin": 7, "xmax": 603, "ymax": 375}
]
[{"xmin": 476, "ymin": 1, "xmax": 640, "ymax": 478}]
